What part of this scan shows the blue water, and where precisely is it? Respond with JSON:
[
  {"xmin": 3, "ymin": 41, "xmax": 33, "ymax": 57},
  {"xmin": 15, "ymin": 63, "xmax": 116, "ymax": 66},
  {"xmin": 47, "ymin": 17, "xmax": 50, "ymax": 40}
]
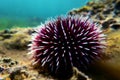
[{"xmin": 0, "ymin": 0, "xmax": 89, "ymax": 29}]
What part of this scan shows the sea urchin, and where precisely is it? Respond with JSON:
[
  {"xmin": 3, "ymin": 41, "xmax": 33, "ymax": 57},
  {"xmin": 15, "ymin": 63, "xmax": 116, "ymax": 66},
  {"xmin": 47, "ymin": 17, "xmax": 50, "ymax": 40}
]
[{"xmin": 28, "ymin": 15, "xmax": 106, "ymax": 76}]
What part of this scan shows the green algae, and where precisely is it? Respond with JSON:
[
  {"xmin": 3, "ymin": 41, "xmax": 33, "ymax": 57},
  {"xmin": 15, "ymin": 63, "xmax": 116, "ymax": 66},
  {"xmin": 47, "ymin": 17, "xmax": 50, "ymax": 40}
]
[{"xmin": 105, "ymin": 29, "xmax": 120, "ymax": 55}]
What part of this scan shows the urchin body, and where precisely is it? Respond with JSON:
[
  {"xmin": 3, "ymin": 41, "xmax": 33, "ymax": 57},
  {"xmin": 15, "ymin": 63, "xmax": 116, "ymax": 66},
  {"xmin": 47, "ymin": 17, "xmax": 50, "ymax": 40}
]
[{"xmin": 28, "ymin": 15, "xmax": 105, "ymax": 74}]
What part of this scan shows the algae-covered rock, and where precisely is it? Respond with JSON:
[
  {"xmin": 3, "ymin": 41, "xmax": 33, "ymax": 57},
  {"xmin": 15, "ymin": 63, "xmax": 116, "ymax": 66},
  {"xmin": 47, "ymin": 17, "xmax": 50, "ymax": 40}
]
[
  {"xmin": 76, "ymin": 6, "xmax": 92, "ymax": 12},
  {"xmin": 68, "ymin": 6, "xmax": 92, "ymax": 15},
  {"xmin": 0, "ymin": 57, "xmax": 18, "ymax": 69},
  {"xmin": 110, "ymin": 23, "xmax": 120, "ymax": 30},
  {"xmin": 114, "ymin": 1, "xmax": 120, "ymax": 15},
  {"xmin": 3, "ymin": 33, "xmax": 29, "ymax": 50},
  {"xmin": 105, "ymin": 30, "xmax": 120, "ymax": 55},
  {"xmin": 71, "ymin": 67, "xmax": 92, "ymax": 80},
  {"xmin": 1, "ymin": 28, "xmax": 32, "ymax": 50},
  {"xmin": 9, "ymin": 66, "xmax": 29, "ymax": 80},
  {"xmin": 102, "ymin": 18, "xmax": 117, "ymax": 29},
  {"xmin": 0, "ymin": 36, "xmax": 4, "ymax": 41}
]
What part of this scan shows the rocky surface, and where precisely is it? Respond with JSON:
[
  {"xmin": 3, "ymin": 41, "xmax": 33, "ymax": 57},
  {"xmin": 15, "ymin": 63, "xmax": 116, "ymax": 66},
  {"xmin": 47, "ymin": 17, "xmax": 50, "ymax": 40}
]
[
  {"xmin": 0, "ymin": 0, "xmax": 120, "ymax": 80},
  {"xmin": 68, "ymin": 0, "xmax": 120, "ymax": 30}
]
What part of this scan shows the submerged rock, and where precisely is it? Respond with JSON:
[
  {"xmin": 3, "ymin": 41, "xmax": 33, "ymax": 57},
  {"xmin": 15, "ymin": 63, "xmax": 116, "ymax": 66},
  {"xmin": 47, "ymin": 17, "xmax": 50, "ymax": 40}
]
[
  {"xmin": 102, "ymin": 19, "xmax": 117, "ymax": 29},
  {"xmin": 114, "ymin": 1, "xmax": 120, "ymax": 15},
  {"xmin": 110, "ymin": 23, "xmax": 120, "ymax": 30},
  {"xmin": 9, "ymin": 66, "xmax": 29, "ymax": 80},
  {"xmin": 0, "ymin": 28, "xmax": 31, "ymax": 50},
  {"xmin": 71, "ymin": 67, "xmax": 92, "ymax": 80}
]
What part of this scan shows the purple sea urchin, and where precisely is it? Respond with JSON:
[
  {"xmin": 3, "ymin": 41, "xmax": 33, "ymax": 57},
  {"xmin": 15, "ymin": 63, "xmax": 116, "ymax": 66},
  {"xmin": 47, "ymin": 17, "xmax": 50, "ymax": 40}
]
[{"xmin": 28, "ymin": 15, "xmax": 106, "ymax": 76}]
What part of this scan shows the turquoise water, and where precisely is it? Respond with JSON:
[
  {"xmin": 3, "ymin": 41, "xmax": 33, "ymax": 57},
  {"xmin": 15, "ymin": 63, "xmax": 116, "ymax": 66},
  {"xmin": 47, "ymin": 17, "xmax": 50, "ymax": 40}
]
[{"xmin": 0, "ymin": 0, "xmax": 89, "ymax": 30}]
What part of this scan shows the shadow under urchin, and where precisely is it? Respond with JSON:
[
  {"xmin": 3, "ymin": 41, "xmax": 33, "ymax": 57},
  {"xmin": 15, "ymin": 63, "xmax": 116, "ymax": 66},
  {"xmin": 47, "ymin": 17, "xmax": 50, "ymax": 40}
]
[{"xmin": 28, "ymin": 15, "xmax": 106, "ymax": 79}]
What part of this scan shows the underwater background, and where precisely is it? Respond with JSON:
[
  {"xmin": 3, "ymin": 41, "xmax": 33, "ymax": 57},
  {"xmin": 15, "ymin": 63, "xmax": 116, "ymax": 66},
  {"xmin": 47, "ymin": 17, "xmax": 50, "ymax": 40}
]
[{"xmin": 0, "ymin": 0, "xmax": 88, "ymax": 30}]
